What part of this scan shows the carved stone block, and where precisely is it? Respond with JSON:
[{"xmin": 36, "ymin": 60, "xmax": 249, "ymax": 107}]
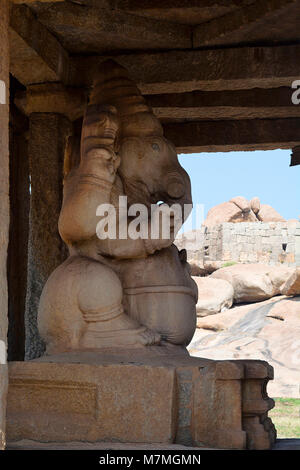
[{"xmin": 7, "ymin": 355, "xmax": 276, "ymax": 449}]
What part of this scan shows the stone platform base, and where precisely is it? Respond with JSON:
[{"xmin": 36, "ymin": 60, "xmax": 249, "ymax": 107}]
[{"xmin": 6, "ymin": 348, "xmax": 276, "ymax": 449}]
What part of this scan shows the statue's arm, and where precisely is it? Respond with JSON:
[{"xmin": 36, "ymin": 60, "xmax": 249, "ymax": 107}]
[
  {"xmin": 96, "ymin": 205, "xmax": 176, "ymax": 259},
  {"xmin": 58, "ymin": 149, "xmax": 117, "ymax": 243},
  {"xmin": 59, "ymin": 104, "xmax": 122, "ymax": 244}
]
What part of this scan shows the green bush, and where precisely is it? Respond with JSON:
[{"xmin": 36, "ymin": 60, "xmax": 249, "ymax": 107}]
[{"xmin": 221, "ymin": 261, "xmax": 237, "ymax": 268}]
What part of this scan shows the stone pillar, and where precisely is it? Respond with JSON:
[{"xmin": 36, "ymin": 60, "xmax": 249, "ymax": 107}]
[
  {"xmin": 0, "ymin": 0, "xmax": 9, "ymax": 450},
  {"xmin": 25, "ymin": 114, "xmax": 71, "ymax": 360}
]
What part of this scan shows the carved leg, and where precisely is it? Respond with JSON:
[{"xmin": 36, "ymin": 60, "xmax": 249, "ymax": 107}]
[
  {"xmin": 38, "ymin": 257, "xmax": 86, "ymax": 354},
  {"xmin": 79, "ymin": 257, "xmax": 161, "ymax": 349},
  {"xmin": 38, "ymin": 256, "xmax": 160, "ymax": 354}
]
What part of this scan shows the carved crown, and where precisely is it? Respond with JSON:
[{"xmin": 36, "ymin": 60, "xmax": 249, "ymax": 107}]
[{"xmin": 89, "ymin": 60, "xmax": 163, "ymax": 139}]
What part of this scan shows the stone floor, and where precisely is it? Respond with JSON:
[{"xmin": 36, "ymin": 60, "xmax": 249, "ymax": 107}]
[
  {"xmin": 6, "ymin": 440, "xmax": 208, "ymax": 450},
  {"xmin": 6, "ymin": 439, "xmax": 300, "ymax": 450}
]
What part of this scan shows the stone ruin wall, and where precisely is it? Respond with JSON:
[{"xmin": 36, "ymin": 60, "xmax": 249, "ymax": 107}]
[{"xmin": 180, "ymin": 221, "xmax": 300, "ymax": 268}]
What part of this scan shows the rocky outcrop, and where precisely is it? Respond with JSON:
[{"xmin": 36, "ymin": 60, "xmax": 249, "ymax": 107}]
[
  {"xmin": 257, "ymin": 204, "xmax": 285, "ymax": 223},
  {"xmin": 192, "ymin": 276, "xmax": 234, "ymax": 317},
  {"xmin": 203, "ymin": 196, "xmax": 285, "ymax": 226},
  {"xmin": 250, "ymin": 196, "xmax": 260, "ymax": 214},
  {"xmin": 280, "ymin": 267, "xmax": 300, "ymax": 295},
  {"xmin": 230, "ymin": 196, "xmax": 252, "ymax": 213},
  {"xmin": 189, "ymin": 296, "xmax": 300, "ymax": 398},
  {"xmin": 211, "ymin": 263, "xmax": 294, "ymax": 303},
  {"xmin": 203, "ymin": 199, "xmax": 256, "ymax": 227}
]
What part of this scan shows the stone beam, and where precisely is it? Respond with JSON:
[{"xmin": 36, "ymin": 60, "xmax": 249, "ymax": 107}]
[
  {"xmin": 33, "ymin": 2, "xmax": 192, "ymax": 53},
  {"xmin": 0, "ymin": 0, "xmax": 9, "ymax": 451},
  {"xmin": 113, "ymin": 0, "xmax": 251, "ymax": 9},
  {"xmin": 69, "ymin": 44, "xmax": 300, "ymax": 92},
  {"xmin": 163, "ymin": 118, "xmax": 300, "ymax": 153},
  {"xmin": 147, "ymin": 87, "xmax": 300, "ymax": 120},
  {"xmin": 37, "ymin": 0, "xmax": 242, "ymax": 8},
  {"xmin": 194, "ymin": 0, "xmax": 297, "ymax": 47},
  {"xmin": 12, "ymin": 0, "xmax": 64, "ymax": 3},
  {"xmin": 10, "ymin": 4, "xmax": 70, "ymax": 85},
  {"xmin": 15, "ymin": 84, "xmax": 88, "ymax": 121},
  {"xmin": 16, "ymin": 84, "xmax": 300, "ymax": 122}
]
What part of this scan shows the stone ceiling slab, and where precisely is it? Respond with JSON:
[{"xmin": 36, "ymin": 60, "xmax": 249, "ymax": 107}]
[
  {"xmin": 69, "ymin": 44, "xmax": 300, "ymax": 92},
  {"xmin": 28, "ymin": 2, "xmax": 192, "ymax": 54}
]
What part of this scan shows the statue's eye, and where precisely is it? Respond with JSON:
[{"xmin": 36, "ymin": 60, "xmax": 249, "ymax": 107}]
[{"xmin": 152, "ymin": 143, "xmax": 160, "ymax": 151}]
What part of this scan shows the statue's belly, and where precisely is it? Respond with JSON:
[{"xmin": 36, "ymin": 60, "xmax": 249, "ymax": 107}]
[
  {"xmin": 117, "ymin": 245, "xmax": 197, "ymax": 346},
  {"xmin": 123, "ymin": 284, "xmax": 196, "ymax": 345},
  {"xmin": 70, "ymin": 243, "xmax": 198, "ymax": 346}
]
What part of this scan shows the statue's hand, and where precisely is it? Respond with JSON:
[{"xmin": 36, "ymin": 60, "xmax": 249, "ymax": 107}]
[
  {"xmin": 79, "ymin": 104, "xmax": 120, "ymax": 184},
  {"xmin": 79, "ymin": 147, "xmax": 121, "ymax": 184},
  {"xmin": 145, "ymin": 204, "xmax": 179, "ymax": 253}
]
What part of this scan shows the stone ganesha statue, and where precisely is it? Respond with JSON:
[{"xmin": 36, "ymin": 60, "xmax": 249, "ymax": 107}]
[{"xmin": 38, "ymin": 60, "xmax": 198, "ymax": 354}]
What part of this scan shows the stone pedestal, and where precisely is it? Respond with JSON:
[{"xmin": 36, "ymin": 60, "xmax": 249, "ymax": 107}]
[{"xmin": 7, "ymin": 351, "xmax": 276, "ymax": 449}]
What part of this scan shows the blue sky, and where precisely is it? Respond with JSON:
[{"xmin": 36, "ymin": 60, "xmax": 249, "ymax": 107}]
[{"xmin": 178, "ymin": 149, "xmax": 299, "ymax": 230}]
